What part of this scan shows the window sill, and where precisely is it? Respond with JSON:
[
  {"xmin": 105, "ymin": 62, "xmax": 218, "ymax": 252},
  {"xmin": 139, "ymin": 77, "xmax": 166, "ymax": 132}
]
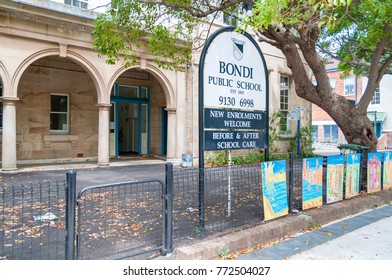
[{"xmin": 43, "ymin": 134, "xmax": 78, "ymax": 148}]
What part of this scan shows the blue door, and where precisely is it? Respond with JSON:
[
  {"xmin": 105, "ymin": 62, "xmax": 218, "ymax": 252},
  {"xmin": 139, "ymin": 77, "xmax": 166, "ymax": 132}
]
[{"xmin": 110, "ymin": 84, "xmax": 150, "ymax": 156}]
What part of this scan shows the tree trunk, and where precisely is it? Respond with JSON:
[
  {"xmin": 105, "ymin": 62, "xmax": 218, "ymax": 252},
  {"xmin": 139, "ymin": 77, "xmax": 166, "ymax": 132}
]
[
  {"xmin": 325, "ymin": 102, "xmax": 377, "ymax": 151},
  {"xmin": 271, "ymin": 38, "xmax": 378, "ymax": 151}
]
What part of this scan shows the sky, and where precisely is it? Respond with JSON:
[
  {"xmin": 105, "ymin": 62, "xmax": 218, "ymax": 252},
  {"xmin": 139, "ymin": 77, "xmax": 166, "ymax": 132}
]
[{"xmin": 89, "ymin": 0, "xmax": 111, "ymax": 12}]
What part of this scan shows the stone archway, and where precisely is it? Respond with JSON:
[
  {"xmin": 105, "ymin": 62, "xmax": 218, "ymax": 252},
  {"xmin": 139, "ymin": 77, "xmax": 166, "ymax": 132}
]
[
  {"xmin": 2, "ymin": 41, "xmax": 119, "ymax": 170},
  {"xmin": 108, "ymin": 62, "xmax": 179, "ymax": 161},
  {"xmin": 15, "ymin": 56, "xmax": 101, "ymax": 162}
]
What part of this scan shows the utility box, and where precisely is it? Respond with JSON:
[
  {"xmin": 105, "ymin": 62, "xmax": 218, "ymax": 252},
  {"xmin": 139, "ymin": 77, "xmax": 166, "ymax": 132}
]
[{"xmin": 337, "ymin": 144, "xmax": 369, "ymax": 155}]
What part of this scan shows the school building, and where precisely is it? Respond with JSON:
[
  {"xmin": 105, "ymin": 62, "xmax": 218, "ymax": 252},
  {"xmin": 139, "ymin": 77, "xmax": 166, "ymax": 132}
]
[{"xmin": 0, "ymin": 0, "xmax": 311, "ymax": 171}]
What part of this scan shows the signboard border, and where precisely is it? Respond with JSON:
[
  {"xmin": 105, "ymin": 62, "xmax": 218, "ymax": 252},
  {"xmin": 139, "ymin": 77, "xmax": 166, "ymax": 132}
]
[
  {"xmin": 198, "ymin": 26, "xmax": 269, "ymax": 228},
  {"xmin": 199, "ymin": 26, "xmax": 270, "ymax": 168}
]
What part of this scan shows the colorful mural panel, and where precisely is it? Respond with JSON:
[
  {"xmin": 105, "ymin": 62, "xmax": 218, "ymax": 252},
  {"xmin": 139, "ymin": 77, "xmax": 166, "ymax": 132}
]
[
  {"xmin": 383, "ymin": 152, "xmax": 392, "ymax": 190},
  {"xmin": 344, "ymin": 153, "xmax": 361, "ymax": 199},
  {"xmin": 261, "ymin": 160, "xmax": 289, "ymax": 221},
  {"xmin": 302, "ymin": 158, "xmax": 323, "ymax": 210},
  {"xmin": 367, "ymin": 152, "xmax": 382, "ymax": 193},
  {"xmin": 326, "ymin": 155, "xmax": 345, "ymax": 204}
]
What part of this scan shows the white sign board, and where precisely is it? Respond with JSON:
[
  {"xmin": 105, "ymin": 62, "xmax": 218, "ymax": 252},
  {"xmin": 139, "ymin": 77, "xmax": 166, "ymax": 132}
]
[{"xmin": 203, "ymin": 31, "xmax": 267, "ymax": 111}]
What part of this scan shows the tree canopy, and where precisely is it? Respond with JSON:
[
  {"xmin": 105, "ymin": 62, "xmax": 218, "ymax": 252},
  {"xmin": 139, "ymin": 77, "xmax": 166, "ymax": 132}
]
[{"xmin": 93, "ymin": 0, "xmax": 392, "ymax": 149}]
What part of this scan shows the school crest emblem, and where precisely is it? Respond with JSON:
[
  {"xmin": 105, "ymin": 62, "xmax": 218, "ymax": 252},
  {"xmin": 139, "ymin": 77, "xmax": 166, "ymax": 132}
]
[{"xmin": 231, "ymin": 37, "xmax": 245, "ymax": 60}]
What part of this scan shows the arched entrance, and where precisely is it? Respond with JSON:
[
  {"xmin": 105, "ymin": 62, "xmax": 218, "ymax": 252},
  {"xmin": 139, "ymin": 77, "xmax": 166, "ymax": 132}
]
[
  {"xmin": 109, "ymin": 68, "xmax": 168, "ymax": 158},
  {"xmin": 15, "ymin": 55, "xmax": 99, "ymax": 161}
]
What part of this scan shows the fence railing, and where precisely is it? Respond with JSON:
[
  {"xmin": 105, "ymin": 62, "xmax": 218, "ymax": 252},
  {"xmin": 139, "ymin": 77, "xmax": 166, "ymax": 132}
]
[
  {"xmin": 172, "ymin": 164, "xmax": 263, "ymax": 241},
  {"xmin": 1, "ymin": 151, "xmax": 392, "ymax": 259},
  {"xmin": 76, "ymin": 179, "xmax": 167, "ymax": 260},
  {"xmin": 0, "ymin": 180, "xmax": 67, "ymax": 260}
]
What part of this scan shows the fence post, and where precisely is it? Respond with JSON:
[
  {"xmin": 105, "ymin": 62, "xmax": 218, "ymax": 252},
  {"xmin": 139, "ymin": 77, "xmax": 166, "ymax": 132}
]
[
  {"xmin": 360, "ymin": 150, "xmax": 368, "ymax": 192},
  {"xmin": 199, "ymin": 168, "xmax": 205, "ymax": 228},
  {"xmin": 288, "ymin": 152, "xmax": 294, "ymax": 213},
  {"xmin": 65, "ymin": 171, "xmax": 77, "ymax": 260},
  {"xmin": 163, "ymin": 163, "xmax": 174, "ymax": 255}
]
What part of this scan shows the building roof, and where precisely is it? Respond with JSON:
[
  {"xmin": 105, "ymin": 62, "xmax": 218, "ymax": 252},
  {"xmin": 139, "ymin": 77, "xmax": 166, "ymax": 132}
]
[{"xmin": 10, "ymin": 0, "xmax": 99, "ymax": 19}]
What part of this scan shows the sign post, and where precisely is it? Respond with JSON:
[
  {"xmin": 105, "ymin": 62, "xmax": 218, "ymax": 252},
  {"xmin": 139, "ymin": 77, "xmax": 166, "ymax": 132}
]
[{"xmin": 198, "ymin": 26, "xmax": 269, "ymax": 227}]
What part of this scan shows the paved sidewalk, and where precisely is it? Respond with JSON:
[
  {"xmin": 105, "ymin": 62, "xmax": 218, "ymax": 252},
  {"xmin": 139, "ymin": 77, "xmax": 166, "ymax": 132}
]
[{"xmin": 238, "ymin": 204, "xmax": 392, "ymax": 260}]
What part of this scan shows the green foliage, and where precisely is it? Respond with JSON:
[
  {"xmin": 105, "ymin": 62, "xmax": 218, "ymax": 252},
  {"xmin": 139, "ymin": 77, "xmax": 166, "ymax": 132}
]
[
  {"xmin": 309, "ymin": 221, "xmax": 320, "ymax": 231},
  {"xmin": 93, "ymin": 0, "xmax": 390, "ymax": 76},
  {"xmin": 93, "ymin": 0, "xmax": 198, "ymax": 70},
  {"xmin": 289, "ymin": 125, "xmax": 318, "ymax": 158},
  {"xmin": 231, "ymin": 152, "xmax": 264, "ymax": 165},
  {"xmin": 92, "ymin": 0, "xmax": 391, "ymax": 149},
  {"xmin": 300, "ymin": 126, "xmax": 316, "ymax": 157},
  {"xmin": 194, "ymin": 226, "xmax": 201, "ymax": 234},
  {"xmin": 269, "ymin": 111, "xmax": 316, "ymax": 159},
  {"xmin": 206, "ymin": 151, "xmax": 264, "ymax": 167},
  {"xmin": 242, "ymin": 0, "xmax": 352, "ymax": 31},
  {"xmin": 218, "ymin": 246, "xmax": 230, "ymax": 258},
  {"xmin": 206, "ymin": 151, "xmax": 227, "ymax": 167},
  {"xmin": 318, "ymin": 0, "xmax": 392, "ymax": 76}
]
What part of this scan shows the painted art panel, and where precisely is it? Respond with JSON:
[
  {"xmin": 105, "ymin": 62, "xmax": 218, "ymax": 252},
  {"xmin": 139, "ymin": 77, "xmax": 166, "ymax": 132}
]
[
  {"xmin": 344, "ymin": 153, "xmax": 361, "ymax": 199},
  {"xmin": 302, "ymin": 158, "xmax": 323, "ymax": 210},
  {"xmin": 367, "ymin": 152, "xmax": 382, "ymax": 193},
  {"xmin": 262, "ymin": 160, "xmax": 289, "ymax": 221},
  {"xmin": 383, "ymin": 152, "xmax": 392, "ymax": 190},
  {"xmin": 326, "ymin": 155, "xmax": 345, "ymax": 204}
]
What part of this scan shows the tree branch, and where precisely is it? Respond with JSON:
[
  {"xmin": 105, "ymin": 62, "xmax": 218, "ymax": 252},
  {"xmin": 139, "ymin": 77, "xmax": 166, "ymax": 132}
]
[{"xmin": 357, "ymin": 32, "xmax": 391, "ymax": 112}]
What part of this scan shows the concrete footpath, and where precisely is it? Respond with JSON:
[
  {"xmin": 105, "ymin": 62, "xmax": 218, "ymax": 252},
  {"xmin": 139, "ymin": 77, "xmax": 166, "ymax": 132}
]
[
  {"xmin": 166, "ymin": 189, "xmax": 392, "ymax": 260},
  {"xmin": 239, "ymin": 204, "xmax": 392, "ymax": 260}
]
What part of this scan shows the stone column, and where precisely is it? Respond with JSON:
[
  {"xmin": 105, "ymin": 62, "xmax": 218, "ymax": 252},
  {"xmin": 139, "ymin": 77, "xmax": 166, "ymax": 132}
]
[
  {"xmin": 97, "ymin": 103, "xmax": 111, "ymax": 166},
  {"xmin": 166, "ymin": 108, "xmax": 177, "ymax": 160},
  {"xmin": 1, "ymin": 97, "xmax": 19, "ymax": 171},
  {"xmin": 175, "ymin": 71, "xmax": 186, "ymax": 159}
]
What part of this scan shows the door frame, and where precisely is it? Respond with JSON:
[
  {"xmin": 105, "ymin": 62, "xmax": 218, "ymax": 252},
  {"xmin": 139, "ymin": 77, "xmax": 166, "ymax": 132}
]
[{"xmin": 110, "ymin": 84, "xmax": 150, "ymax": 156}]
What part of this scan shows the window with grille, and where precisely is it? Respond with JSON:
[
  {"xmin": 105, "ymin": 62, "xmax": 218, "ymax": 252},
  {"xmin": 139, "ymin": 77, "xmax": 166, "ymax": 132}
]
[
  {"xmin": 323, "ymin": 125, "xmax": 338, "ymax": 143},
  {"xmin": 344, "ymin": 76, "xmax": 355, "ymax": 96},
  {"xmin": 50, "ymin": 94, "xmax": 69, "ymax": 134},
  {"xmin": 64, "ymin": 0, "xmax": 88, "ymax": 9},
  {"xmin": 371, "ymin": 86, "xmax": 380, "ymax": 105}
]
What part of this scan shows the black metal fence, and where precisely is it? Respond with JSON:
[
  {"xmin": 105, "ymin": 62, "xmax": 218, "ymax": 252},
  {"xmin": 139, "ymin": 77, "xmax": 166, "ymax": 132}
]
[
  {"xmin": 0, "ymin": 180, "xmax": 67, "ymax": 260},
  {"xmin": 172, "ymin": 164, "xmax": 263, "ymax": 241},
  {"xmin": 76, "ymin": 179, "xmax": 166, "ymax": 260},
  {"xmin": 1, "ymin": 151, "xmax": 391, "ymax": 260}
]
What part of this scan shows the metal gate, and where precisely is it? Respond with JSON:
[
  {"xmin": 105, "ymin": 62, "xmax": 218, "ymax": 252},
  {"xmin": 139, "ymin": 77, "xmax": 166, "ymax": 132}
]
[{"xmin": 75, "ymin": 176, "xmax": 173, "ymax": 260}]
